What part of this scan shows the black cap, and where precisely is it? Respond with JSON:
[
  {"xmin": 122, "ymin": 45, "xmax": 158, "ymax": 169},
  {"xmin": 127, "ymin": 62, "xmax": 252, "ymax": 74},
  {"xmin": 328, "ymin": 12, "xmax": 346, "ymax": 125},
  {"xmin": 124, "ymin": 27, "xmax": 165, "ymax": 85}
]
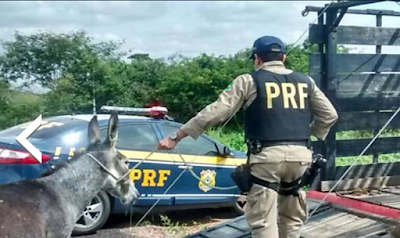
[{"xmin": 249, "ymin": 35, "xmax": 285, "ymax": 59}]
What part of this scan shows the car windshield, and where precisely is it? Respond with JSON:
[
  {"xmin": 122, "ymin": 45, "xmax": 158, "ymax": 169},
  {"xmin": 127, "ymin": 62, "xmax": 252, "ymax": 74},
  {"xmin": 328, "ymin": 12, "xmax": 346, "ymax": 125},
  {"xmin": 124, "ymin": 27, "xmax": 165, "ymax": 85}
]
[{"xmin": 0, "ymin": 117, "xmax": 88, "ymax": 139}]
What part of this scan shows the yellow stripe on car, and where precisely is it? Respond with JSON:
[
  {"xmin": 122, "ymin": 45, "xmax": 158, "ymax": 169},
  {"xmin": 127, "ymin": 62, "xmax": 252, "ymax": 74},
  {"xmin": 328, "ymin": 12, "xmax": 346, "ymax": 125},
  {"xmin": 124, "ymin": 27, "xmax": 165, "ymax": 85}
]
[
  {"xmin": 119, "ymin": 150, "xmax": 245, "ymax": 167},
  {"xmin": 53, "ymin": 147, "xmax": 62, "ymax": 160}
]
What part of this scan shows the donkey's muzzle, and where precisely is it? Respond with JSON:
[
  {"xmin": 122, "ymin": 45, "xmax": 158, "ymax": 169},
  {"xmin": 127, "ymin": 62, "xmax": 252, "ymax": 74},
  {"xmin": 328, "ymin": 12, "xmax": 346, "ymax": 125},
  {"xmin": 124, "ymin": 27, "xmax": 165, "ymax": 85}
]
[
  {"xmin": 130, "ymin": 183, "xmax": 140, "ymax": 201},
  {"xmin": 121, "ymin": 182, "xmax": 140, "ymax": 205}
]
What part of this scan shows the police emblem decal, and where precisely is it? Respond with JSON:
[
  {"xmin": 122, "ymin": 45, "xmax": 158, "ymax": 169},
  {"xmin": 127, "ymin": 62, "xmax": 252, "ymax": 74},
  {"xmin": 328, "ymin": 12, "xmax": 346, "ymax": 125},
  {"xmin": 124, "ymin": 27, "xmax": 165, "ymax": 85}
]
[{"xmin": 198, "ymin": 170, "xmax": 217, "ymax": 192}]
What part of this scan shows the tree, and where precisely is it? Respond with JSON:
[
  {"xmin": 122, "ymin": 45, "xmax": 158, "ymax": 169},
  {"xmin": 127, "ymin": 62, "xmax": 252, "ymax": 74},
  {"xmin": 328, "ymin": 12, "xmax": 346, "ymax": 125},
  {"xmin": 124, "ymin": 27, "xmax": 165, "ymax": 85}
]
[
  {"xmin": 0, "ymin": 79, "xmax": 43, "ymax": 130},
  {"xmin": 0, "ymin": 31, "xmax": 130, "ymax": 117},
  {"xmin": 156, "ymin": 54, "xmax": 224, "ymax": 121},
  {"xmin": 0, "ymin": 31, "xmax": 328, "ymax": 130},
  {"xmin": 0, "ymin": 31, "xmax": 122, "ymax": 89},
  {"xmin": 155, "ymin": 44, "xmax": 317, "ymax": 122},
  {"xmin": 0, "ymin": 79, "xmax": 10, "ymax": 114}
]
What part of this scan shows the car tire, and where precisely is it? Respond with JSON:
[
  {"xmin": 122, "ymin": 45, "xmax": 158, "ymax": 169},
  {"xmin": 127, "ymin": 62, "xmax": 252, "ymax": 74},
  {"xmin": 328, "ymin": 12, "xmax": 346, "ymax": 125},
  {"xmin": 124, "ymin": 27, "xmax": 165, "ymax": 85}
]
[
  {"xmin": 231, "ymin": 195, "xmax": 247, "ymax": 215},
  {"xmin": 72, "ymin": 191, "xmax": 111, "ymax": 236}
]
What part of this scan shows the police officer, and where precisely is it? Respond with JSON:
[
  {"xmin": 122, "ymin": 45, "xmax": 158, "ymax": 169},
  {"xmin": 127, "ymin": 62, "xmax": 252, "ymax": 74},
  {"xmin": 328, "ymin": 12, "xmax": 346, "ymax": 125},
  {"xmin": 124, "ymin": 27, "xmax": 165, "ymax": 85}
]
[{"xmin": 158, "ymin": 35, "xmax": 338, "ymax": 238}]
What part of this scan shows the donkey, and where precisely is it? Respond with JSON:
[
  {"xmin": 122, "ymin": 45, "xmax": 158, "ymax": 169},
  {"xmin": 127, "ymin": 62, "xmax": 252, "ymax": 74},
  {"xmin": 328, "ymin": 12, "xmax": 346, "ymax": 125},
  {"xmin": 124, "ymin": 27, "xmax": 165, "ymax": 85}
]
[{"xmin": 0, "ymin": 112, "xmax": 139, "ymax": 238}]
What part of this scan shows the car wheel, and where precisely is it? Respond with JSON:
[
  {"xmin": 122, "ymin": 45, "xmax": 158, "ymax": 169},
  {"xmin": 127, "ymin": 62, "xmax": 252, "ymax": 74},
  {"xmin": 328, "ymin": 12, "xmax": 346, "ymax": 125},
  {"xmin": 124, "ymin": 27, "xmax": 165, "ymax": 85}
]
[
  {"xmin": 72, "ymin": 191, "xmax": 111, "ymax": 236},
  {"xmin": 231, "ymin": 195, "xmax": 247, "ymax": 215}
]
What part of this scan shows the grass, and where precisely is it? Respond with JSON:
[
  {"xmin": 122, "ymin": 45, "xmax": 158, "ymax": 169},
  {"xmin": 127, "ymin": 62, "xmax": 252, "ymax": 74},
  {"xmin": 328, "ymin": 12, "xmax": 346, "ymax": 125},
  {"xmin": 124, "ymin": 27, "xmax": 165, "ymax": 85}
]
[
  {"xmin": 205, "ymin": 128, "xmax": 400, "ymax": 166},
  {"xmin": 336, "ymin": 129, "xmax": 400, "ymax": 166},
  {"xmin": 0, "ymin": 90, "xmax": 44, "ymax": 130},
  {"xmin": 206, "ymin": 129, "xmax": 246, "ymax": 152},
  {"xmin": 159, "ymin": 214, "xmax": 188, "ymax": 237},
  {"xmin": 9, "ymin": 90, "xmax": 42, "ymax": 105},
  {"xmin": 337, "ymin": 129, "xmax": 400, "ymax": 140},
  {"xmin": 336, "ymin": 153, "xmax": 400, "ymax": 166}
]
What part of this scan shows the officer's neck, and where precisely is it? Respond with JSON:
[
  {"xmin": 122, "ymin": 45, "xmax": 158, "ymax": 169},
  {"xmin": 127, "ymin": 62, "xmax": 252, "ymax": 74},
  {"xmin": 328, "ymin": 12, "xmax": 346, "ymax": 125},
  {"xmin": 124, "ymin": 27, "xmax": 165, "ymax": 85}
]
[{"xmin": 256, "ymin": 61, "xmax": 285, "ymax": 71}]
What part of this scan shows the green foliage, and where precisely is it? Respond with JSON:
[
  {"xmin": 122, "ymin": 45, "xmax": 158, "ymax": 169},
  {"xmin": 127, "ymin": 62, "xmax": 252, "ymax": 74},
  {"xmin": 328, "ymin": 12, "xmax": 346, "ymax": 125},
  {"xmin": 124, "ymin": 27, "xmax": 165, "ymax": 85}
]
[
  {"xmin": 206, "ymin": 129, "xmax": 246, "ymax": 152},
  {"xmin": 285, "ymin": 41, "xmax": 317, "ymax": 74},
  {"xmin": 336, "ymin": 129, "xmax": 400, "ymax": 165},
  {"xmin": 0, "ymin": 80, "xmax": 43, "ymax": 130},
  {"xmin": 0, "ymin": 31, "xmax": 328, "ymax": 130},
  {"xmin": 157, "ymin": 53, "xmax": 253, "ymax": 121},
  {"xmin": 159, "ymin": 214, "xmax": 188, "ymax": 237},
  {"xmin": 0, "ymin": 79, "xmax": 10, "ymax": 113},
  {"xmin": 0, "ymin": 31, "xmax": 122, "ymax": 89},
  {"xmin": 0, "ymin": 31, "xmax": 127, "ymax": 117},
  {"xmin": 206, "ymin": 128, "xmax": 400, "ymax": 166},
  {"xmin": 122, "ymin": 55, "xmax": 168, "ymax": 107},
  {"xmin": 3, "ymin": 31, "xmax": 400, "ymax": 168}
]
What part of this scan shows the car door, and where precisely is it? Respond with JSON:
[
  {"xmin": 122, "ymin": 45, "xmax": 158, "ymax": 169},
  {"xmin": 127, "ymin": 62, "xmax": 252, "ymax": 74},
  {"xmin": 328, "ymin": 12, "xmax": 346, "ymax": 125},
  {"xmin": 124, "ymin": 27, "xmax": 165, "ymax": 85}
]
[
  {"xmin": 100, "ymin": 122, "xmax": 178, "ymax": 206},
  {"xmin": 157, "ymin": 122, "xmax": 238, "ymax": 205}
]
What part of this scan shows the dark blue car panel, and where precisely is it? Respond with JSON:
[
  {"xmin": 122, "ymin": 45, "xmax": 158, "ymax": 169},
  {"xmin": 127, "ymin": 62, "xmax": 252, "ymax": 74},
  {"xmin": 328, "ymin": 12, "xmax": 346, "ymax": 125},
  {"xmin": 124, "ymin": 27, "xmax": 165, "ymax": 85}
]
[{"xmin": 0, "ymin": 114, "xmax": 246, "ymax": 214}]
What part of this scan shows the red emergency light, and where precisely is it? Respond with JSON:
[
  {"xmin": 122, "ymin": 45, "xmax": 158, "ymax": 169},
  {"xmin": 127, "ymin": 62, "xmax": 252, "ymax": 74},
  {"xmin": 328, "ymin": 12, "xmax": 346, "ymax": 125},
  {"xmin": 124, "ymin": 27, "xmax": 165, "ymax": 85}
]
[{"xmin": 100, "ymin": 106, "xmax": 168, "ymax": 119}]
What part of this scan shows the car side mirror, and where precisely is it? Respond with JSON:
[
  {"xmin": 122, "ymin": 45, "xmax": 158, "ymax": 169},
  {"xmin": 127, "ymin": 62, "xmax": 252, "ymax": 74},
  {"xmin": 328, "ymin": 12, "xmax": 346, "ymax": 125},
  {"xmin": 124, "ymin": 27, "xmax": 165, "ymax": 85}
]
[
  {"xmin": 214, "ymin": 143, "xmax": 234, "ymax": 157},
  {"xmin": 222, "ymin": 146, "xmax": 234, "ymax": 157}
]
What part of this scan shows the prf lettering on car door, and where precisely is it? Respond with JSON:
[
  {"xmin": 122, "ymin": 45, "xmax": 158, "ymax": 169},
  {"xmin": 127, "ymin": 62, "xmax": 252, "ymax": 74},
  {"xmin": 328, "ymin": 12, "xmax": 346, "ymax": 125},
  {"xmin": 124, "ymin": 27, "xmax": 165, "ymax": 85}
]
[
  {"xmin": 130, "ymin": 169, "xmax": 171, "ymax": 187},
  {"xmin": 265, "ymin": 82, "xmax": 308, "ymax": 109}
]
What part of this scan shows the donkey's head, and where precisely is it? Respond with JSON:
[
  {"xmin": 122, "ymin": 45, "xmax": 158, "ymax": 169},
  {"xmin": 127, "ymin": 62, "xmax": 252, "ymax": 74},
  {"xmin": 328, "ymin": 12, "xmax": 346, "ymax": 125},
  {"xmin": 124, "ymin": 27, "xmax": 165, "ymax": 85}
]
[{"xmin": 87, "ymin": 111, "xmax": 139, "ymax": 205}]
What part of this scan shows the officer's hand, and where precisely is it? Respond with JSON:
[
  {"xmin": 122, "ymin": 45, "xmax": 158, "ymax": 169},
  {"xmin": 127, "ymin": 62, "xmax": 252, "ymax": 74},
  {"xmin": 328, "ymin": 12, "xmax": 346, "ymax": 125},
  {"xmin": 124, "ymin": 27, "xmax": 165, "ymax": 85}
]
[{"xmin": 158, "ymin": 137, "xmax": 178, "ymax": 150}]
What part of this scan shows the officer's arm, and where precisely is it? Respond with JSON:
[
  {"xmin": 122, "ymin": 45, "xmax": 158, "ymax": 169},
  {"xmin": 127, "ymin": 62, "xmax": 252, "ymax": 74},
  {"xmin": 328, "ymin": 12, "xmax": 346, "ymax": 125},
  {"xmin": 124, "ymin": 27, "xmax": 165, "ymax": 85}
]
[
  {"xmin": 309, "ymin": 77, "xmax": 339, "ymax": 140},
  {"xmin": 179, "ymin": 74, "xmax": 252, "ymax": 139}
]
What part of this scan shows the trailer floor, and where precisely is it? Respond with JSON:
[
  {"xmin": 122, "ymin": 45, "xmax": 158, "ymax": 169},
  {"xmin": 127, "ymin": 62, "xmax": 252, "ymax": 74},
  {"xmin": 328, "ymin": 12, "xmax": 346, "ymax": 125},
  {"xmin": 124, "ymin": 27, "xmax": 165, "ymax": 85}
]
[
  {"xmin": 186, "ymin": 188, "xmax": 400, "ymax": 238},
  {"xmin": 302, "ymin": 201, "xmax": 394, "ymax": 238}
]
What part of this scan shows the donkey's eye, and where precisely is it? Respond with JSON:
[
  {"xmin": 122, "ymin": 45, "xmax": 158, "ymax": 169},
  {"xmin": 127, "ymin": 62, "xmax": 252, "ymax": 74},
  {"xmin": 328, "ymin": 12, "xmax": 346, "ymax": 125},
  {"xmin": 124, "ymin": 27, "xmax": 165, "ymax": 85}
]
[{"xmin": 117, "ymin": 152, "xmax": 127, "ymax": 160}]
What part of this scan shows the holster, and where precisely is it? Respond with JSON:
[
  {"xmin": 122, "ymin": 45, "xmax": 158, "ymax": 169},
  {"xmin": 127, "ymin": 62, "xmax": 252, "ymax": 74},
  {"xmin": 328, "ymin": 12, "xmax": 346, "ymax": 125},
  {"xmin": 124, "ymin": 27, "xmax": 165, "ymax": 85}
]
[
  {"xmin": 231, "ymin": 152, "xmax": 326, "ymax": 194},
  {"xmin": 231, "ymin": 162, "xmax": 252, "ymax": 193},
  {"xmin": 277, "ymin": 154, "xmax": 326, "ymax": 196},
  {"xmin": 230, "ymin": 147, "xmax": 252, "ymax": 193},
  {"xmin": 247, "ymin": 140, "xmax": 263, "ymax": 154}
]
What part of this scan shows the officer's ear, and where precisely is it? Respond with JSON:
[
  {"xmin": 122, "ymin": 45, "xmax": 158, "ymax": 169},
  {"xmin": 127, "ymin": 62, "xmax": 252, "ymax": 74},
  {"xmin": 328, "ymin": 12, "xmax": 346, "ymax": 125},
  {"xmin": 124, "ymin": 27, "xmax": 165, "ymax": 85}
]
[
  {"xmin": 282, "ymin": 54, "xmax": 287, "ymax": 63},
  {"xmin": 254, "ymin": 54, "xmax": 262, "ymax": 66}
]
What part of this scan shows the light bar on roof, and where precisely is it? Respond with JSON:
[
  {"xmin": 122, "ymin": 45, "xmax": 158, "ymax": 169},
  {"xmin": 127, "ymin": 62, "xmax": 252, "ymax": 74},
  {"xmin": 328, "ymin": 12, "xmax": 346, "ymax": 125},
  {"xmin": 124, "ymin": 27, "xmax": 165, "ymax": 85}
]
[{"xmin": 100, "ymin": 106, "xmax": 168, "ymax": 118}]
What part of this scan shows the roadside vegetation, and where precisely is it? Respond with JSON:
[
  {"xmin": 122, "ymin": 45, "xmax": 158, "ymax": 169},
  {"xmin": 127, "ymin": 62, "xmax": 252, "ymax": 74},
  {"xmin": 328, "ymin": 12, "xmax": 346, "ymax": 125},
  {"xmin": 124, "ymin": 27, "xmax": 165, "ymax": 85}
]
[
  {"xmin": 1, "ymin": 31, "xmax": 399, "ymax": 166},
  {"xmin": 206, "ymin": 129, "xmax": 400, "ymax": 166},
  {"xmin": 0, "ymin": 31, "xmax": 315, "ymax": 130}
]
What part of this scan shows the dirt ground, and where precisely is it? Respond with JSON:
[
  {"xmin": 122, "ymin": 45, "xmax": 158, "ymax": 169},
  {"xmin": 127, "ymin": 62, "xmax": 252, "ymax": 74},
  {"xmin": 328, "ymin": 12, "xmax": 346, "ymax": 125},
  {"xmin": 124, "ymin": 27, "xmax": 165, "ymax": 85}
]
[{"xmin": 79, "ymin": 208, "xmax": 240, "ymax": 238}]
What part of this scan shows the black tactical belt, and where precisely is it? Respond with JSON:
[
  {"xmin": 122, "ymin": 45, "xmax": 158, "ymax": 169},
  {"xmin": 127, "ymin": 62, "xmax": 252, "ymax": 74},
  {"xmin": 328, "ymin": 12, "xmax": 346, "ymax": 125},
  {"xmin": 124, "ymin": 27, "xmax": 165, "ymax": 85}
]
[
  {"xmin": 250, "ymin": 174, "xmax": 279, "ymax": 192},
  {"xmin": 250, "ymin": 174, "xmax": 302, "ymax": 196},
  {"xmin": 259, "ymin": 140, "xmax": 308, "ymax": 147},
  {"xmin": 247, "ymin": 140, "xmax": 309, "ymax": 154}
]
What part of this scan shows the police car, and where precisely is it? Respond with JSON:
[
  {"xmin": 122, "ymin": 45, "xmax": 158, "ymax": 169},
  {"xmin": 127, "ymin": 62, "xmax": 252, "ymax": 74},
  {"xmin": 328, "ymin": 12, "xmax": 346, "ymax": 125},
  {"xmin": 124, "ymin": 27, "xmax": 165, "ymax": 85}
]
[{"xmin": 0, "ymin": 106, "xmax": 247, "ymax": 235}]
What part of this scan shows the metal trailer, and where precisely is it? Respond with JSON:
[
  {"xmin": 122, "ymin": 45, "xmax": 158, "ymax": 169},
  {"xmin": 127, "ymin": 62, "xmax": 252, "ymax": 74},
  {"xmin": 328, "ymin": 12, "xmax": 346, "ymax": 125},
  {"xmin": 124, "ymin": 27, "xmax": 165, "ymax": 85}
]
[
  {"xmin": 188, "ymin": 1, "xmax": 400, "ymax": 237},
  {"xmin": 188, "ymin": 188, "xmax": 400, "ymax": 238}
]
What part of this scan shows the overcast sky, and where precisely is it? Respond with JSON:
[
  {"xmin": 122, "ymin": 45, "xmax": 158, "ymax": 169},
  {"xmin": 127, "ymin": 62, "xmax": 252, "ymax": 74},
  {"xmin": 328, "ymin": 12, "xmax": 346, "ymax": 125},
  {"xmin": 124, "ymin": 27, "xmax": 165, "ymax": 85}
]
[{"xmin": 0, "ymin": 1, "xmax": 400, "ymax": 58}]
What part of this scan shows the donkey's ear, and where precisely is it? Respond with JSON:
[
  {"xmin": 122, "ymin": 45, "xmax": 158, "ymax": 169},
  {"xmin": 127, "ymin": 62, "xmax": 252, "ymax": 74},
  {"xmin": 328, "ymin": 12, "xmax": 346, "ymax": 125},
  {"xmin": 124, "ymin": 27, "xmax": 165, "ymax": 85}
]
[
  {"xmin": 88, "ymin": 115, "xmax": 101, "ymax": 144},
  {"xmin": 106, "ymin": 111, "xmax": 119, "ymax": 148}
]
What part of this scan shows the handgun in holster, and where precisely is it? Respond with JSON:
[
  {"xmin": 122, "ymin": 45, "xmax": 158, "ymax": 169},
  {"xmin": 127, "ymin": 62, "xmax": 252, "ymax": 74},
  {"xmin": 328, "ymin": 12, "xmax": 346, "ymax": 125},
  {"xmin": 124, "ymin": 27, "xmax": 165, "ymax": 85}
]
[
  {"xmin": 230, "ymin": 141, "xmax": 256, "ymax": 193},
  {"xmin": 278, "ymin": 154, "xmax": 327, "ymax": 196},
  {"xmin": 300, "ymin": 154, "xmax": 327, "ymax": 188}
]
